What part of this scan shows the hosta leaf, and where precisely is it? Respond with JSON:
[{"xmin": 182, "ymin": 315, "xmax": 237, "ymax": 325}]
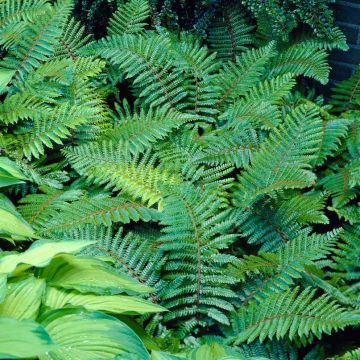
[
  {"xmin": 0, "ymin": 68, "xmax": 14, "ymax": 93},
  {"xmin": 0, "ymin": 240, "xmax": 93, "ymax": 274},
  {"xmin": 151, "ymin": 351, "xmax": 186, "ymax": 360},
  {"xmin": 0, "ymin": 317, "xmax": 54, "ymax": 359},
  {"xmin": 0, "ymin": 194, "xmax": 35, "ymax": 240},
  {"xmin": 0, "ymin": 157, "xmax": 27, "ymax": 188},
  {"xmin": 39, "ymin": 309, "xmax": 150, "ymax": 360},
  {"xmin": 0, "ymin": 277, "xmax": 45, "ymax": 319},
  {"xmin": 44, "ymin": 286, "xmax": 165, "ymax": 315},
  {"xmin": 41, "ymin": 254, "xmax": 153, "ymax": 295},
  {"xmin": 0, "ymin": 275, "xmax": 6, "ymax": 303}
]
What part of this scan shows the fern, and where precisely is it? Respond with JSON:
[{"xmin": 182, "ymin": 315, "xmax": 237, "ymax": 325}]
[
  {"xmin": 0, "ymin": 1, "xmax": 358, "ymax": 357},
  {"xmin": 159, "ymin": 184, "xmax": 238, "ymax": 328},
  {"xmin": 0, "ymin": 0, "xmax": 73, "ymax": 80},
  {"xmin": 84, "ymin": 33, "xmax": 187, "ymax": 109},
  {"xmin": 234, "ymin": 105, "xmax": 323, "ymax": 208},
  {"xmin": 39, "ymin": 193, "xmax": 157, "ymax": 233},
  {"xmin": 207, "ymin": 4, "xmax": 254, "ymax": 62},
  {"xmin": 331, "ymin": 66, "xmax": 360, "ymax": 113},
  {"xmin": 64, "ymin": 143, "xmax": 181, "ymax": 206},
  {"xmin": 108, "ymin": 0, "xmax": 150, "ymax": 36},
  {"xmin": 232, "ymin": 287, "xmax": 359, "ymax": 344}
]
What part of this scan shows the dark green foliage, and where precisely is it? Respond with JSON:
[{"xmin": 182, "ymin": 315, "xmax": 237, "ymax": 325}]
[{"xmin": 0, "ymin": 0, "xmax": 359, "ymax": 359}]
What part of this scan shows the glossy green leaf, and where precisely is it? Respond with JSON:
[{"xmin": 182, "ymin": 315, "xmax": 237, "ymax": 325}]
[
  {"xmin": 41, "ymin": 254, "xmax": 153, "ymax": 295},
  {"xmin": 0, "ymin": 240, "xmax": 93, "ymax": 274},
  {"xmin": 44, "ymin": 286, "xmax": 166, "ymax": 315},
  {"xmin": 0, "ymin": 157, "xmax": 27, "ymax": 188},
  {"xmin": 40, "ymin": 309, "xmax": 150, "ymax": 360},
  {"xmin": 0, "ymin": 317, "xmax": 54, "ymax": 359},
  {"xmin": 151, "ymin": 351, "xmax": 186, "ymax": 360},
  {"xmin": 0, "ymin": 194, "xmax": 35, "ymax": 240},
  {"xmin": 0, "ymin": 69, "xmax": 15, "ymax": 93},
  {"xmin": 0, "ymin": 275, "xmax": 6, "ymax": 303},
  {"xmin": 0, "ymin": 277, "xmax": 45, "ymax": 319}
]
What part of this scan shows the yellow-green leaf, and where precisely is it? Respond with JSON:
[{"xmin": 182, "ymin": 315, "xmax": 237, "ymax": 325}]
[
  {"xmin": 0, "ymin": 157, "xmax": 27, "ymax": 188},
  {"xmin": 44, "ymin": 286, "xmax": 165, "ymax": 315},
  {"xmin": 0, "ymin": 194, "xmax": 35, "ymax": 240},
  {"xmin": 0, "ymin": 317, "xmax": 54, "ymax": 359},
  {"xmin": 0, "ymin": 240, "xmax": 93, "ymax": 274},
  {"xmin": 0, "ymin": 277, "xmax": 45, "ymax": 319},
  {"xmin": 0, "ymin": 69, "xmax": 15, "ymax": 93},
  {"xmin": 39, "ymin": 309, "xmax": 150, "ymax": 360},
  {"xmin": 41, "ymin": 254, "xmax": 153, "ymax": 295}
]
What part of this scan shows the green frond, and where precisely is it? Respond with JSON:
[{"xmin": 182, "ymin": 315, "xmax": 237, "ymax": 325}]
[
  {"xmin": 234, "ymin": 105, "xmax": 323, "ymax": 208},
  {"xmin": 0, "ymin": 0, "xmax": 73, "ymax": 81},
  {"xmin": 243, "ymin": 73, "xmax": 296, "ymax": 104},
  {"xmin": 18, "ymin": 186, "xmax": 82, "ymax": 230},
  {"xmin": 169, "ymin": 33, "xmax": 220, "ymax": 121},
  {"xmin": 234, "ymin": 190, "xmax": 329, "ymax": 251},
  {"xmin": 208, "ymin": 5, "xmax": 254, "ymax": 62},
  {"xmin": 83, "ymin": 33, "xmax": 187, "ymax": 109},
  {"xmin": 331, "ymin": 225, "xmax": 360, "ymax": 284},
  {"xmin": 232, "ymin": 287, "xmax": 359, "ymax": 344},
  {"xmin": 330, "ymin": 205, "xmax": 360, "ymax": 225},
  {"xmin": 159, "ymin": 184, "xmax": 238, "ymax": 326},
  {"xmin": 331, "ymin": 66, "xmax": 360, "ymax": 113},
  {"xmin": 195, "ymin": 129, "xmax": 259, "ymax": 168},
  {"xmin": 319, "ymin": 159, "xmax": 360, "ymax": 207},
  {"xmin": 0, "ymin": 0, "xmax": 50, "ymax": 29},
  {"xmin": 67, "ymin": 225, "xmax": 164, "ymax": 291},
  {"xmin": 15, "ymin": 103, "xmax": 92, "ymax": 159},
  {"xmin": 108, "ymin": 0, "xmax": 150, "ymax": 35},
  {"xmin": 38, "ymin": 193, "xmax": 157, "ymax": 233},
  {"xmin": 312, "ymin": 118, "xmax": 351, "ymax": 166},
  {"xmin": 64, "ymin": 143, "xmax": 181, "ymax": 206},
  {"xmin": 53, "ymin": 18, "xmax": 91, "ymax": 60},
  {"xmin": 331, "ymin": 348, "xmax": 360, "ymax": 360},
  {"xmin": 214, "ymin": 42, "xmax": 276, "ymax": 110},
  {"xmin": 220, "ymin": 99, "xmax": 281, "ymax": 130},
  {"xmin": 268, "ymin": 41, "xmax": 330, "ymax": 84},
  {"xmin": 103, "ymin": 101, "xmax": 192, "ymax": 154}
]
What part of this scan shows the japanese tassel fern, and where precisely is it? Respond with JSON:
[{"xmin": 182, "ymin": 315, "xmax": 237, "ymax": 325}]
[{"xmin": 0, "ymin": 0, "xmax": 358, "ymax": 359}]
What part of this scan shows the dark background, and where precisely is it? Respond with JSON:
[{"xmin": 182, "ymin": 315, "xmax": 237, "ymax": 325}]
[{"xmin": 330, "ymin": 0, "xmax": 360, "ymax": 82}]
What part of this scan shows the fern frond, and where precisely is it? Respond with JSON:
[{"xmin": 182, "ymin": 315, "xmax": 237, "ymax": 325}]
[
  {"xmin": 15, "ymin": 103, "xmax": 91, "ymax": 159},
  {"xmin": 39, "ymin": 193, "xmax": 157, "ymax": 233},
  {"xmin": 0, "ymin": 0, "xmax": 50, "ymax": 29},
  {"xmin": 53, "ymin": 18, "xmax": 91, "ymax": 60},
  {"xmin": 103, "ymin": 101, "xmax": 192, "ymax": 154},
  {"xmin": 220, "ymin": 99, "xmax": 281, "ymax": 130},
  {"xmin": 83, "ymin": 33, "xmax": 187, "ymax": 109},
  {"xmin": 330, "ymin": 205, "xmax": 360, "ymax": 225},
  {"xmin": 243, "ymin": 73, "xmax": 296, "ymax": 104},
  {"xmin": 169, "ymin": 33, "xmax": 220, "ymax": 121},
  {"xmin": 233, "ymin": 287, "xmax": 359, "ymax": 344},
  {"xmin": 319, "ymin": 159, "xmax": 360, "ymax": 207},
  {"xmin": 234, "ymin": 105, "xmax": 323, "ymax": 208},
  {"xmin": 214, "ymin": 42, "xmax": 276, "ymax": 110},
  {"xmin": 72, "ymin": 225, "xmax": 164, "ymax": 292},
  {"xmin": 159, "ymin": 184, "xmax": 238, "ymax": 326},
  {"xmin": 195, "ymin": 129, "xmax": 259, "ymax": 168},
  {"xmin": 0, "ymin": 0, "xmax": 73, "ymax": 81},
  {"xmin": 312, "ymin": 118, "xmax": 351, "ymax": 166},
  {"xmin": 64, "ymin": 143, "xmax": 181, "ymax": 206},
  {"xmin": 108, "ymin": 0, "xmax": 150, "ymax": 36},
  {"xmin": 18, "ymin": 186, "xmax": 82, "ymax": 230},
  {"xmin": 331, "ymin": 225, "xmax": 360, "ymax": 283},
  {"xmin": 331, "ymin": 66, "xmax": 360, "ymax": 113},
  {"xmin": 268, "ymin": 41, "xmax": 330, "ymax": 84},
  {"xmin": 208, "ymin": 5, "xmax": 254, "ymax": 62}
]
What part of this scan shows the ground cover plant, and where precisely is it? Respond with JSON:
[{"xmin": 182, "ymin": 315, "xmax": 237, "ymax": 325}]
[{"xmin": 0, "ymin": 0, "xmax": 358, "ymax": 359}]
